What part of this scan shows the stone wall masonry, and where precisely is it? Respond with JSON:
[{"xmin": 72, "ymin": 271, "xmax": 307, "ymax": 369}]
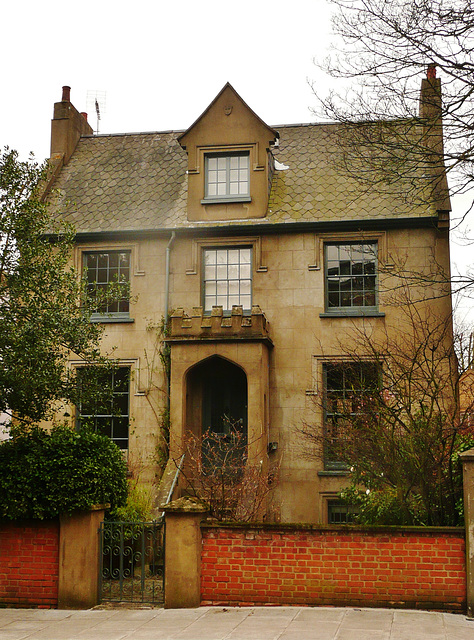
[
  {"xmin": 0, "ymin": 520, "xmax": 59, "ymax": 608},
  {"xmin": 201, "ymin": 524, "xmax": 466, "ymax": 611}
]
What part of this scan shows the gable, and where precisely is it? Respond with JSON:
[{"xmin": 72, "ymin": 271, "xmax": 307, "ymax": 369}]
[{"xmin": 178, "ymin": 83, "xmax": 278, "ymax": 222}]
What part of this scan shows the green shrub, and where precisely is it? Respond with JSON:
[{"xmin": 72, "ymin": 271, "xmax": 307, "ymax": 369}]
[
  {"xmin": 108, "ymin": 481, "xmax": 155, "ymax": 522},
  {"xmin": 0, "ymin": 424, "xmax": 128, "ymax": 520}
]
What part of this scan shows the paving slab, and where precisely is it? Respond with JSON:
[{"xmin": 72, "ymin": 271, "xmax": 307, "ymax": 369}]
[{"xmin": 0, "ymin": 606, "xmax": 472, "ymax": 640}]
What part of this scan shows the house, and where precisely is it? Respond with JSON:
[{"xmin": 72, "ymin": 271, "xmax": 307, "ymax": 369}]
[{"xmin": 44, "ymin": 73, "xmax": 453, "ymax": 524}]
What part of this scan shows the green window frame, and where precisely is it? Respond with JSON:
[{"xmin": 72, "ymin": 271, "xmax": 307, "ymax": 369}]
[
  {"xmin": 325, "ymin": 242, "xmax": 378, "ymax": 312},
  {"xmin": 203, "ymin": 246, "xmax": 252, "ymax": 313},
  {"xmin": 203, "ymin": 152, "xmax": 250, "ymax": 202},
  {"xmin": 323, "ymin": 361, "xmax": 380, "ymax": 470},
  {"xmin": 76, "ymin": 367, "xmax": 130, "ymax": 450},
  {"xmin": 327, "ymin": 500, "xmax": 357, "ymax": 524},
  {"xmin": 84, "ymin": 250, "xmax": 130, "ymax": 319}
]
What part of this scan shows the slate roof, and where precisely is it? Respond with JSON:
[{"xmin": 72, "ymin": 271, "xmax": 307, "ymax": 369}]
[{"xmin": 49, "ymin": 122, "xmax": 432, "ymax": 234}]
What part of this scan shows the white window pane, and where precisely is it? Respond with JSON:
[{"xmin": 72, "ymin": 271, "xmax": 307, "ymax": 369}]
[
  {"xmin": 208, "ymin": 184, "xmax": 217, "ymax": 196},
  {"xmin": 217, "ymin": 170, "xmax": 226, "ymax": 183},
  {"xmin": 241, "ymin": 295, "xmax": 251, "ymax": 308},
  {"xmin": 217, "ymin": 295, "xmax": 227, "ymax": 307},
  {"xmin": 229, "ymin": 295, "xmax": 240, "ymax": 307},
  {"xmin": 240, "ymin": 155, "xmax": 249, "ymax": 168},
  {"xmin": 217, "ymin": 281, "xmax": 228, "ymax": 295},
  {"xmin": 206, "ymin": 281, "xmax": 216, "ymax": 295},
  {"xmin": 239, "ymin": 182, "xmax": 248, "ymax": 194},
  {"xmin": 216, "ymin": 265, "xmax": 227, "ymax": 279},
  {"xmin": 205, "ymin": 296, "xmax": 215, "ymax": 311},
  {"xmin": 240, "ymin": 248, "xmax": 251, "ymax": 263},
  {"xmin": 228, "ymin": 249, "xmax": 239, "ymax": 263},
  {"xmin": 228, "ymin": 280, "xmax": 239, "ymax": 294},
  {"xmin": 216, "ymin": 250, "xmax": 227, "ymax": 264},
  {"xmin": 240, "ymin": 264, "xmax": 251, "ymax": 279},
  {"xmin": 208, "ymin": 158, "xmax": 217, "ymax": 170},
  {"xmin": 230, "ymin": 156, "xmax": 239, "ymax": 169},
  {"xmin": 217, "ymin": 183, "xmax": 226, "ymax": 195},
  {"xmin": 205, "ymin": 250, "xmax": 216, "ymax": 265},
  {"xmin": 230, "ymin": 169, "xmax": 239, "ymax": 182},
  {"xmin": 217, "ymin": 157, "xmax": 226, "ymax": 169},
  {"xmin": 205, "ymin": 265, "xmax": 216, "ymax": 280},
  {"xmin": 239, "ymin": 169, "xmax": 248, "ymax": 181},
  {"xmin": 228, "ymin": 265, "xmax": 239, "ymax": 279},
  {"xmin": 240, "ymin": 280, "xmax": 251, "ymax": 295},
  {"xmin": 229, "ymin": 183, "xmax": 239, "ymax": 195}
]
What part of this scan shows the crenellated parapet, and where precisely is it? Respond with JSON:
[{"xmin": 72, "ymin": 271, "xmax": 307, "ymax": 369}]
[{"xmin": 168, "ymin": 305, "xmax": 272, "ymax": 345}]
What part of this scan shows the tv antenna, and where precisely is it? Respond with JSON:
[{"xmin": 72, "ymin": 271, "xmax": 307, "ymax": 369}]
[{"xmin": 86, "ymin": 90, "xmax": 107, "ymax": 134}]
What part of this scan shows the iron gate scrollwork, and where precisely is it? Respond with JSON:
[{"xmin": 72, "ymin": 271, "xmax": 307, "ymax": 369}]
[{"xmin": 99, "ymin": 520, "xmax": 165, "ymax": 604}]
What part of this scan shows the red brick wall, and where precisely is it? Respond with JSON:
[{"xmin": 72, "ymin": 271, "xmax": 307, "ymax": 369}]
[
  {"xmin": 0, "ymin": 520, "xmax": 59, "ymax": 608},
  {"xmin": 201, "ymin": 524, "xmax": 466, "ymax": 611}
]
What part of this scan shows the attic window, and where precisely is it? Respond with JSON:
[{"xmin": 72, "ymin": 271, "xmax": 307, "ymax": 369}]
[{"xmin": 202, "ymin": 152, "xmax": 251, "ymax": 203}]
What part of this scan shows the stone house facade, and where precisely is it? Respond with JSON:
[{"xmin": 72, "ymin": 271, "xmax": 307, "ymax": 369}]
[{"xmin": 44, "ymin": 74, "xmax": 452, "ymax": 524}]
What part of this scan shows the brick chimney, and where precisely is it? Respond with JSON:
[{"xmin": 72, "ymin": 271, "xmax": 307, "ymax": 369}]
[
  {"xmin": 50, "ymin": 86, "xmax": 93, "ymax": 165},
  {"xmin": 419, "ymin": 64, "xmax": 442, "ymax": 120}
]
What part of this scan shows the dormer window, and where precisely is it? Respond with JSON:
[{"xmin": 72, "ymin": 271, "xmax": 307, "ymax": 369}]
[{"xmin": 203, "ymin": 152, "xmax": 251, "ymax": 203}]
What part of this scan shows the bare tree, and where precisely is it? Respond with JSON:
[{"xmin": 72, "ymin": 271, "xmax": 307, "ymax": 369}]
[
  {"xmin": 300, "ymin": 292, "xmax": 474, "ymax": 525},
  {"xmin": 314, "ymin": 0, "xmax": 474, "ymax": 298},
  {"xmin": 172, "ymin": 426, "xmax": 278, "ymax": 522}
]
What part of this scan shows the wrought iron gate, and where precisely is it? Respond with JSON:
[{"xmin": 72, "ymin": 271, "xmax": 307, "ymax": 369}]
[{"xmin": 99, "ymin": 520, "xmax": 165, "ymax": 604}]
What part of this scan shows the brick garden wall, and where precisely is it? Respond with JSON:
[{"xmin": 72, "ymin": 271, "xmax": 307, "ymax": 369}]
[
  {"xmin": 201, "ymin": 524, "xmax": 466, "ymax": 611},
  {"xmin": 0, "ymin": 520, "xmax": 59, "ymax": 608}
]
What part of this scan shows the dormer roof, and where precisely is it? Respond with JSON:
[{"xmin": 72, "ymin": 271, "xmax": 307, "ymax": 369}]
[{"xmin": 177, "ymin": 83, "xmax": 278, "ymax": 150}]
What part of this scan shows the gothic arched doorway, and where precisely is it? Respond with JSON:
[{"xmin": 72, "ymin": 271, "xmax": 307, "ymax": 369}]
[{"xmin": 186, "ymin": 356, "xmax": 248, "ymax": 469}]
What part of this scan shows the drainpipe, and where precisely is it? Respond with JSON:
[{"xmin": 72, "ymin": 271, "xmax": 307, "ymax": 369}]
[{"xmin": 164, "ymin": 231, "xmax": 176, "ymax": 333}]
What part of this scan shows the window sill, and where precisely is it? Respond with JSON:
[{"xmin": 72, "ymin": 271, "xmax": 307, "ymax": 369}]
[
  {"xmin": 201, "ymin": 196, "xmax": 252, "ymax": 205},
  {"xmin": 318, "ymin": 470, "xmax": 351, "ymax": 477},
  {"xmin": 320, "ymin": 310, "xmax": 385, "ymax": 318},
  {"xmin": 90, "ymin": 316, "xmax": 135, "ymax": 324}
]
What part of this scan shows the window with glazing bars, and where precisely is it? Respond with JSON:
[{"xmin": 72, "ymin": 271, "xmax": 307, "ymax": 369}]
[
  {"xmin": 84, "ymin": 251, "xmax": 130, "ymax": 317},
  {"xmin": 205, "ymin": 153, "xmax": 250, "ymax": 199},
  {"xmin": 325, "ymin": 242, "xmax": 377, "ymax": 311},
  {"xmin": 328, "ymin": 500, "xmax": 357, "ymax": 524},
  {"xmin": 77, "ymin": 367, "xmax": 130, "ymax": 450},
  {"xmin": 203, "ymin": 247, "xmax": 252, "ymax": 312},
  {"xmin": 324, "ymin": 361, "xmax": 380, "ymax": 469}
]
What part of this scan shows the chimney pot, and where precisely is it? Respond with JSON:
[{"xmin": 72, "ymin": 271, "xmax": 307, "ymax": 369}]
[
  {"xmin": 427, "ymin": 64, "xmax": 436, "ymax": 80},
  {"xmin": 80, "ymin": 112, "xmax": 88, "ymax": 122},
  {"xmin": 62, "ymin": 86, "xmax": 71, "ymax": 102}
]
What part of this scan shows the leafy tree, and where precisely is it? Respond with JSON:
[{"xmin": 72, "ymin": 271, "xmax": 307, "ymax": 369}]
[
  {"xmin": 300, "ymin": 292, "xmax": 474, "ymax": 525},
  {"xmin": 0, "ymin": 424, "xmax": 128, "ymax": 519},
  {"xmin": 0, "ymin": 148, "xmax": 105, "ymax": 424}
]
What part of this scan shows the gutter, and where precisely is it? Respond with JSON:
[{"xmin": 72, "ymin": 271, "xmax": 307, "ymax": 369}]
[{"xmin": 164, "ymin": 231, "xmax": 176, "ymax": 333}]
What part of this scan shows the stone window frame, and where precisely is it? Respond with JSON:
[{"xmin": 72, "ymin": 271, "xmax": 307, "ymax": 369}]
[
  {"xmin": 76, "ymin": 243, "xmax": 144, "ymax": 324},
  {"xmin": 203, "ymin": 152, "xmax": 250, "ymax": 203},
  {"xmin": 324, "ymin": 240, "xmax": 378, "ymax": 313},
  {"xmin": 75, "ymin": 364, "xmax": 131, "ymax": 451},
  {"xmin": 202, "ymin": 245, "xmax": 253, "ymax": 314},
  {"xmin": 322, "ymin": 359, "xmax": 381, "ymax": 471},
  {"xmin": 195, "ymin": 144, "xmax": 257, "ymax": 205},
  {"xmin": 309, "ymin": 231, "xmax": 387, "ymax": 319}
]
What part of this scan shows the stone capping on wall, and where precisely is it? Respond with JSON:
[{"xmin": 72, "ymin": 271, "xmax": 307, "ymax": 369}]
[
  {"xmin": 200, "ymin": 521, "xmax": 465, "ymax": 534},
  {"xmin": 168, "ymin": 305, "xmax": 273, "ymax": 344}
]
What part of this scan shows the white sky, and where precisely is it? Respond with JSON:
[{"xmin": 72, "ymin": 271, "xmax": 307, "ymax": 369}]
[{"xmin": 1, "ymin": 0, "xmax": 472, "ymax": 323}]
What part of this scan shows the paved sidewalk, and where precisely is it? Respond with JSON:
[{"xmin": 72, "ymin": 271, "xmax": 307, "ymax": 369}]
[{"xmin": 0, "ymin": 606, "xmax": 473, "ymax": 640}]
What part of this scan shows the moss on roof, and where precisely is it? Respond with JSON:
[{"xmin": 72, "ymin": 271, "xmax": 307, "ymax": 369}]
[{"xmin": 49, "ymin": 123, "xmax": 432, "ymax": 234}]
